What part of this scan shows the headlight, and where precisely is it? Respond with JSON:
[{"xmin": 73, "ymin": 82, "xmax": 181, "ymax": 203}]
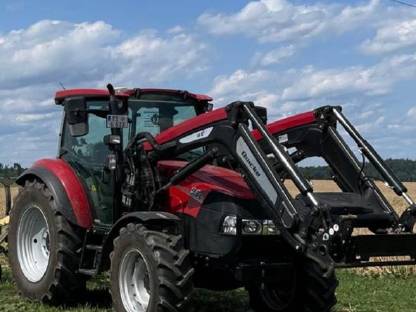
[
  {"xmin": 262, "ymin": 220, "xmax": 278, "ymax": 235},
  {"xmin": 221, "ymin": 216, "xmax": 279, "ymax": 236},
  {"xmin": 242, "ymin": 219, "xmax": 262, "ymax": 235},
  {"xmin": 221, "ymin": 215, "xmax": 238, "ymax": 235}
]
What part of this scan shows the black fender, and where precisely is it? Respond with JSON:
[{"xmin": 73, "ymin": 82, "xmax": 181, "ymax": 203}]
[
  {"xmin": 16, "ymin": 167, "xmax": 78, "ymax": 225},
  {"xmin": 100, "ymin": 211, "xmax": 182, "ymax": 272}
]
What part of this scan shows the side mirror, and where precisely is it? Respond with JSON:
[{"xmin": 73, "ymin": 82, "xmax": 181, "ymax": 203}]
[
  {"xmin": 64, "ymin": 97, "xmax": 88, "ymax": 137},
  {"xmin": 107, "ymin": 83, "xmax": 127, "ymax": 115}
]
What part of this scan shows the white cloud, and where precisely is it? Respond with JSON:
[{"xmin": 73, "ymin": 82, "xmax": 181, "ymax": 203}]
[
  {"xmin": 0, "ymin": 20, "xmax": 208, "ymax": 90},
  {"xmin": 167, "ymin": 25, "xmax": 185, "ymax": 34},
  {"xmin": 211, "ymin": 69, "xmax": 271, "ymax": 95},
  {"xmin": 209, "ymin": 51, "xmax": 416, "ymax": 127},
  {"xmin": 1, "ymin": 2, "xmax": 415, "ymax": 165},
  {"xmin": 407, "ymin": 106, "xmax": 416, "ymax": 118},
  {"xmin": 198, "ymin": 0, "xmax": 329, "ymax": 43},
  {"xmin": 210, "ymin": 69, "xmax": 273, "ymax": 104},
  {"xmin": 282, "ymin": 53, "xmax": 416, "ymax": 101},
  {"xmin": 253, "ymin": 45, "xmax": 296, "ymax": 66},
  {"xmin": 198, "ymin": 0, "xmax": 381, "ymax": 43},
  {"xmin": 111, "ymin": 31, "xmax": 208, "ymax": 86},
  {"xmin": 0, "ymin": 20, "xmax": 209, "ymax": 166},
  {"xmin": 15, "ymin": 112, "xmax": 56, "ymax": 123},
  {"xmin": 0, "ymin": 20, "xmax": 119, "ymax": 90},
  {"xmin": 209, "ymin": 68, "xmax": 309, "ymax": 117},
  {"xmin": 356, "ymin": 115, "xmax": 385, "ymax": 133},
  {"xmin": 331, "ymin": 0, "xmax": 380, "ymax": 34},
  {"xmin": 361, "ymin": 18, "xmax": 416, "ymax": 54}
]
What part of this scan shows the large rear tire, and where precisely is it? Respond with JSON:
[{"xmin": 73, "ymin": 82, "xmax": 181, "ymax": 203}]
[
  {"xmin": 110, "ymin": 223, "xmax": 194, "ymax": 312},
  {"xmin": 248, "ymin": 260, "xmax": 337, "ymax": 312},
  {"xmin": 8, "ymin": 180, "xmax": 85, "ymax": 303}
]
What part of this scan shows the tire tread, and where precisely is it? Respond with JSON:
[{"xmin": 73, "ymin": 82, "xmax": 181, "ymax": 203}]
[
  {"xmin": 112, "ymin": 223, "xmax": 194, "ymax": 312},
  {"xmin": 9, "ymin": 180, "xmax": 85, "ymax": 304}
]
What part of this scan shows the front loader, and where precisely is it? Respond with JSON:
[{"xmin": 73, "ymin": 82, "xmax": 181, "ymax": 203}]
[
  {"xmin": 6, "ymin": 85, "xmax": 416, "ymax": 312},
  {"xmin": 259, "ymin": 106, "xmax": 416, "ymax": 267}
]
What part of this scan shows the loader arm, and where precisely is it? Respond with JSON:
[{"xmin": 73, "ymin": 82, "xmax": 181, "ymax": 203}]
[
  {"xmin": 259, "ymin": 106, "xmax": 416, "ymax": 233},
  {"xmin": 124, "ymin": 101, "xmax": 339, "ymax": 273},
  {"xmin": 244, "ymin": 105, "xmax": 416, "ymax": 270}
]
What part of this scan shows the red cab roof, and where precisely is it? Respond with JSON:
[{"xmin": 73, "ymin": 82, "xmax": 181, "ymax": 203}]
[{"xmin": 55, "ymin": 88, "xmax": 213, "ymax": 104}]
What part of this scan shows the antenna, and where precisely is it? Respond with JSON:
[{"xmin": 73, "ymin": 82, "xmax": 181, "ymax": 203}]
[
  {"xmin": 390, "ymin": 0, "xmax": 416, "ymax": 7},
  {"xmin": 59, "ymin": 82, "xmax": 66, "ymax": 90}
]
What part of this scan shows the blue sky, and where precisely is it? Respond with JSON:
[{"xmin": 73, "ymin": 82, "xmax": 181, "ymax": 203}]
[{"xmin": 0, "ymin": 0, "xmax": 416, "ymax": 166}]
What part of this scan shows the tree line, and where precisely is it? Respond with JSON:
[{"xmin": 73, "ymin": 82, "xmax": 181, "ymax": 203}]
[
  {"xmin": 301, "ymin": 159, "xmax": 416, "ymax": 182},
  {"xmin": 0, "ymin": 163, "xmax": 25, "ymax": 178}
]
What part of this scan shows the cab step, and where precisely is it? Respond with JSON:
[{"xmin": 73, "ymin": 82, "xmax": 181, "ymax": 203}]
[{"xmin": 78, "ymin": 228, "xmax": 107, "ymax": 277}]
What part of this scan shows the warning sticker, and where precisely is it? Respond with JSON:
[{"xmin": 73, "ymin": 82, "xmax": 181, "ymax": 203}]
[{"xmin": 137, "ymin": 108, "xmax": 160, "ymax": 135}]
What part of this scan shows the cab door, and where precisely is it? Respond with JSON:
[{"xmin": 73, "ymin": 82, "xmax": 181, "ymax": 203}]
[{"xmin": 60, "ymin": 101, "xmax": 114, "ymax": 225}]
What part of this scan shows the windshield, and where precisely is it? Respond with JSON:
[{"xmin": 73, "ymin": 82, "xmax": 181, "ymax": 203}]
[
  {"xmin": 126, "ymin": 99, "xmax": 205, "ymax": 159},
  {"xmin": 126, "ymin": 99, "xmax": 198, "ymax": 138},
  {"xmin": 68, "ymin": 98, "xmax": 204, "ymax": 159},
  {"xmin": 125, "ymin": 99, "xmax": 197, "ymax": 139}
]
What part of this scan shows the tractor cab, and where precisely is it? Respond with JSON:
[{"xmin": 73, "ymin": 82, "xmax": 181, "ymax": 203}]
[
  {"xmin": 55, "ymin": 88, "xmax": 213, "ymax": 224},
  {"xmin": 55, "ymin": 88, "xmax": 212, "ymax": 141}
]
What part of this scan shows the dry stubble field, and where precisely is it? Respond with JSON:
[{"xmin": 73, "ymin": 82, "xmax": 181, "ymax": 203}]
[
  {"xmin": 1, "ymin": 182, "xmax": 416, "ymax": 312},
  {"xmin": 3, "ymin": 180, "xmax": 415, "ymax": 216}
]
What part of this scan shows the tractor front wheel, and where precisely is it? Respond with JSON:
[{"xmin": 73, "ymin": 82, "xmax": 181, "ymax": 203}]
[
  {"xmin": 8, "ymin": 180, "xmax": 85, "ymax": 303},
  {"xmin": 246, "ymin": 265, "xmax": 299, "ymax": 312},
  {"xmin": 247, "ymin": 260, "xmax": 337, "ymax": 312},
  {"xmin": 110, "ymin": 223, "xmax": 194, "ymax": 312}
]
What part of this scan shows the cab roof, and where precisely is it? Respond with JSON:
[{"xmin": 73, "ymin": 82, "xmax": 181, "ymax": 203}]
[{"xmin": 55, "ymin": 88, "xmax": 213, "ymax": 105}]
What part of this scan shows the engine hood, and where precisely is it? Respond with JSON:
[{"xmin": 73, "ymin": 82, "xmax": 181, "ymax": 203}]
[{"xmin": 157, "ymin": 160, "xmax": 254, "ymax": 200}]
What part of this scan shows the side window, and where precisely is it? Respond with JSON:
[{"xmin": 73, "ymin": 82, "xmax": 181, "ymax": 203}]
[{"xmin": 63, "ymin": 113, "xmax": 110, "ymax": 165}]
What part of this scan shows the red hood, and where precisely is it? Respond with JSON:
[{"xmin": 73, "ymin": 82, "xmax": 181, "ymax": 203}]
[{"xmin": 157, "ymin": 160, "xmax": 254, "ymax": 200}]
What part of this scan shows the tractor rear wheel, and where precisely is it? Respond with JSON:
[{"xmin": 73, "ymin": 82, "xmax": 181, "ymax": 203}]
[
  {"xmin": 8, "ymin": 180, "xmax": 85, "ymax": 303},
  {"xmin": 110, "ymin": 223, "xmax": 194, "ymax": 312},
  {"xmin": 247, "ymin": 260, "xmax": 337, "ymax": 312}
]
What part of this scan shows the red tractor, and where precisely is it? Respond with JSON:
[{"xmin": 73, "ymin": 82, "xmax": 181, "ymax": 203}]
[{"xmin": 7, "ymin": 84, "xmax": 416, "ymax": 312}]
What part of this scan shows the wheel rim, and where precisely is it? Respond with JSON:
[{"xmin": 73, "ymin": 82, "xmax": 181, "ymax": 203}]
[
  {"xmin": 17, "ymin": 205, "xmax": 50, "ymax": 283},
  {"xmin": 119, "ymin": 249, "xmax": 151, "ymax": 312}
]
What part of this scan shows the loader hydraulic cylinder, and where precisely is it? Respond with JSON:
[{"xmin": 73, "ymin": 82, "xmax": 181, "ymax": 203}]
[
  {"xmin": 332, "ymin": 107, "xmax": 414, "ymax": 205},
  {"xmin": 158, "ymin": 147, "xmax": 219, "ymax": 193}
]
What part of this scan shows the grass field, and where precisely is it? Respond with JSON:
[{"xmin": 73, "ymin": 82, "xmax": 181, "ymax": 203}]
[
  {"xmin": 1, "ymin": 182, "xmax": 416, "ymax": 311},
  {"xmin": 1, "ymin": 266, "xmax": 416, "ymax": 312}
]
